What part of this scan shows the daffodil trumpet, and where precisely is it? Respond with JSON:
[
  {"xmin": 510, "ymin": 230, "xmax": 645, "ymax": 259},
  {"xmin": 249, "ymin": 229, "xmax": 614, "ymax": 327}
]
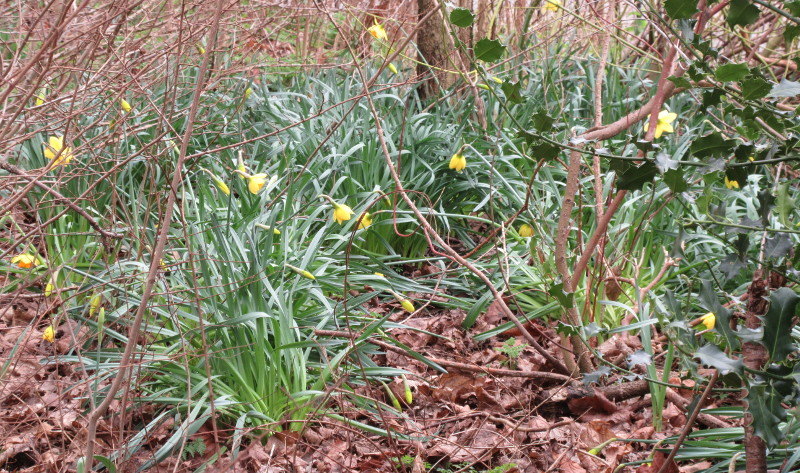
[
  {"xmin": 234, "ymin": 169, "xmax": 268, "ymax": 194},
  {"xmin": 319, "ymin": 194, "xmax": 355, "ymax": 225}
]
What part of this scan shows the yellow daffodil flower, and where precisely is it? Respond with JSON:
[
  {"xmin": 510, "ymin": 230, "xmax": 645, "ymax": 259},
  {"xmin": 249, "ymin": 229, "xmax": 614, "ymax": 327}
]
[
  {"xmin": 359, "ymin": 212, "xmax": 373, "ymax": 229},
  {"xmin": 247, "ymin": 173, "xmax": 268, "ymax": 194},
  {"xmin": 203, "ymin": 169, "xmax": 230, "ymax": 196},
  {"xmin": 519, "ymin": 224, "xmax": 533, "ymax": 238},
  {"xmin": 44, "ymin": 136, "xmax": 74, "ymax": 166},
  {"xmin": 643, "ymin": 110, "xmax": 678, "ymax": 139},
  {"xmin": 332, "ymin": 202, "xmax": 354, "ymax": 224},
  {"xmin": 449, "ymin": 152, "xmax": 466, "ymax": 172},
  {"xmin": 11, "ymin": 253, "xmax": 42, "ymax": 269},
  {"xmin": 120, "ymin": 98, "xmax": 132, "ymax": 114},
  {"xmin": 543, "ymin": 0, "xmax": 561, "ymax": 12},
  {"xmin": 43, "ymin": 325, "xmax": 55, "ymax": 343},
  {"xmin": 724, "ymin": 176, "xmax": 740, "ymax": 189},
  {"xmin": 35, "ymin": 88, "xmax": 46, "ymax": 106},
  {"xmin": 700, "ymin": 312, "xmax": 715, "ymax": 331},
  {"xmin": 368, "ymin": 23, "xmax": 388, "ymax": 42}
]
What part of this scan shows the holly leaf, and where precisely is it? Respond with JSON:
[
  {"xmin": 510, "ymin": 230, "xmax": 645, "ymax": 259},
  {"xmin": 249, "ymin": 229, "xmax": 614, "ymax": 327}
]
[
  {"xmin": 549, "ymin": 280, "xmax": 574, "ymax": 308},
  {"xmin": 740, "ymin": 75, "xmax": 773, "ymax": 101},
  {"xmin": 665, "ymin": 0, "xmax": 698, "ymax": 19},
  {"xmin": 531, "ymin": 110, "xmax": 554, "ymax": 132},
  {"xmin": 669, "ymin": 76, "xmax": 693, "ymax": 89},
  {"xmin": 758, "ymin": 189, "xmax": 775, "ymax": 226},
  {"xmin": 761, "ymin": 287, "xmax": 799, "ymax": 362},
  {"xmin": 450, "ymin": 8, "xmax": 475, "ymax": 27},
  {"xmin": 746, "ymin": 383, "xmax": 785, "ymax": 448},
  {"xmin": 628, "ymin": 350, "xmax": 653, "ymax": 368},
  {"xmin": 727, "ymin": 0, "xmax": 760, "ymax": 28},
  {"xmin": 664, "ymin": 169, "xmax": 688, "ymax": 193},
  {"xmin": 694, "ymin": 344, "xmax": 743, "ymax": 375},
  {"xmin": 764, "ymin": 234, "xmax": 794, "ymax": 260},
  {"xmin": 769, "ymin": 78, "xmax": 800, "ymax": 98},
  {"xmin": 715, "ymin": 63, "xmax": 750, "ymax": 82},
  {"xmin": 474, "ymin": 38, "xmax": 506, "ymax": 62},
  {"xmin": 617, "ymin": 161, "xmax": 657, "ymax": 191},
  {"xmin": 690, "ymin": 132, "xmax": 737, "ymax": 158},
  {"xmin": 501, "ymin": 80, "xmax": 524, "ymax": 104},
  {"xmin": 529, "ymin": 141, "xmax": 560, "ymax": 161},
  {"xmin": 582, "ymin": 365, "xmax": 611, "ymax": 386}
]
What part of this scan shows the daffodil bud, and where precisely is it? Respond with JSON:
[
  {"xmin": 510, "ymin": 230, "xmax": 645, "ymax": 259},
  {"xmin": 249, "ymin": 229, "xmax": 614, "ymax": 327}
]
[
  {"xmin": 120, "ymin": 98, "xmax": 132, "ymax": 114},
  {"xmin": 45, "ymin": 283, "xmax": 54, "ymax": 297},
  {"xmin": 285, "ymin": 264, "xmax": 316, "ymax": 280},
  {"xmin": 382, "ymin": 382, "xmax": 401, "ymax": 410},
  {"xmin": 244, "ymin": 87, "xmax": 253, "ymax": 100},
  {"xmin": 387, "ymin": 63, "xmax": 398, "ymax": 74},
  {"xmin": 89, "ymin": 294, "xmax": 102, "ymax": 317},
  {"xmin": 255, "ymin": 223, "xmax": 281, "ymax": 235},
  {"xmin": 402, "ymin": 375, "xmax": 413, "ymax": 404}
]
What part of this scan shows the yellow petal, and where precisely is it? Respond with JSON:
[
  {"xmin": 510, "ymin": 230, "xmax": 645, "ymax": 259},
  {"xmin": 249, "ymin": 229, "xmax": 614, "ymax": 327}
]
[
  {"xmin": 333, "ymin": 203, "xmax": 354, "ymax": 224},
  {"xmin": 358, "ymin": 212, "xmax": 373, "ymax": 229},
  {"xmin": 120, "ymin": 99, "xmax": 132, "ymax": 114},
  {"xmin": 368, "ymin": 23, "xmax": 388, "ymax": 41},
  {"xmin": 449, "ymin": 153, "xmax": 466, "ymax": 172},
  {"xmin": 247, "ymin": 173, "xmax": 268, "ymax": 194},
  {"xmin": 724, "ymin": 176, "xmax": 739, "ymax": 189},
  {"xmin": 43, "ymin": 325, "xmax": 55, "ymax": 343},
  {"xmin": 700, "ymin": 312, "xmax": 715, "ymax": 331},
  {"xmin": 543, "ymin": 0, "xmax": 561, "ymax": 12},
  {"xmin": 519, "ymin": 224, "xmax": 533, "ymax": 238}
]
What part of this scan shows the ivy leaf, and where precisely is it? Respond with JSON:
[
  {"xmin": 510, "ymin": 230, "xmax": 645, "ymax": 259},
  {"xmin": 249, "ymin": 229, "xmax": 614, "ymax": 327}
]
[
  {"xmin": 715, "ymin": 63, "xmax": 750, "ymax": 82},
  {"xmin": 665, "ymin": 0, "xmax": 698, "ymax": 19},
  {"xmin": 764, "ymin": 234, "xmax": 794, "ymax": 260},
  {"xmin": 690, "ymin": 132, "xmax": 737, "ymax": 158},
  {"xmin": 450, "ymin": 8, "xmax": 475, "ymax": 27},
  {"xmin": 695, "ymin": 344, "xmax": 743, "ymax": 375},
  {"xmin": 769, "ymin": 78, "xmax": 800, "ymax": 98},
  {"xmin": 582, "ymin": 365, "xmax": 611, "ymax": 386},
  {"xmin": 474, "ymin": 38, "xmax": 506, "ymax": 62},
  {"xmin": 727, "ymin": 0, "xmax": 760, "ymax": 28},
  {"xmin": 617, "ymin": 162, "xmax": 657, "ymax": 191},
  {"xmin": 700, "ymin": 280, "xmax": 741, "ymax": 350},
  {"xmin": 746, "ymin": 383, "xmax": 785, "ymax": 448},
  {"xmin": 762, "ymin": 288, "xmax": 799, "ymax": 362}
]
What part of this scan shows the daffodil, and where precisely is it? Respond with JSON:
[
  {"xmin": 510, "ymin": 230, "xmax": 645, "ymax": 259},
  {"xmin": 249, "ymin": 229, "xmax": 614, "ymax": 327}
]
[
  {"xmin": 358, "ymin": 212, "xmax": 373, "ymax": 229},
  {"xmin": 390, "ymin": 290, "xmax": 415, "ymax": 313},
  {"xmin": 519, "ymin": 224, "xmax": 533, "ymax": 238},
  {"xmin": 255, "ymin": 223, "xmax": 281, "ymax": 235},
  {"xmin": 643, "ymin": 110, "xmax": 678, "ymax": 139},
  {"xmin": 196, "ymin": 44, "xmax": 206, "ymax": 55},
  {"xmin": 35, "ymin": 88, "xmax": 46, "ymax": 106},
  {"xmin": 45, "ymin": 283, "xmax": 54, "ymax": 297},
  {"xmin": 285, "ymin": 264, "xmax": 316, "ymax": 280},
  {"xmin": 247, "ymin": 173, "xmax": 268, "ymax": 194},
  {"xmin": 244, "ymin": 87, "xmax": 253, "ymax": 100},
  {"xmin": 42, "ymin": 325, "xmax": 55, "ymax": 343},
  {"xmin": 724, "ymin": 176, "xmax": 740, "ymax": 189},
  {"xmin": 387, "ymin": 63, "xmax": 398, "ymax": 74},
  {"xmin": 11, "ymin": 253, "xmax": 42, "ymax": 269},
  {"xmin": 202, "ymin": 169, "xmax": 230, "ymax": 196},
  {"xmin": 449, "ymin": 152, "xmax": 467, "ymax": 172},
  {"xmin": 700, "ymin": 312, "xmax": 715, "ymax": 331},
  {"xmin": 333, "ymin": 202, "xmax": 354, "ymax": 224},
  {"xmin": 120, "ymin": 98, "xmax": 132, "ymax": 114},
  {"xmin": 43, "ymin": 136, "xmax": 74, "ymax": 166},
  {"xmin": 543, "ymin": 0, "xmax": 561, "ymax": 12},
  {"xmin": 368, "ymin": 23, "xmax": 388, "ymax": 42}
]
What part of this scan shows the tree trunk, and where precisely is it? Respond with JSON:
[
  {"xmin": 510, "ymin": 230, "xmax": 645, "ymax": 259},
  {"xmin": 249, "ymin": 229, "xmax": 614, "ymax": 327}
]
[{"xmin": 416, "ymin": 0, "xmax": 454, "ymax": 97}]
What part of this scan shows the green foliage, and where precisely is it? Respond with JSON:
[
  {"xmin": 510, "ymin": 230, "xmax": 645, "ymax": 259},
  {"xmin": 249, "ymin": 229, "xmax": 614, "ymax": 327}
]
[{"xmin": 496, "ymin": 337, "xmax": 528, "ymax": 369}]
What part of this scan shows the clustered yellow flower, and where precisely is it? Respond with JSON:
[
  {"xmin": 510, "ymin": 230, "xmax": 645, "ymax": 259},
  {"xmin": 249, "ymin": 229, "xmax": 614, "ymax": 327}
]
[
  {"xmin": 11, "ymin": 253, "xmax": 42, "ymax": 269},
  {"xmin": 44, "ymin": 136, "xmax": 74, "ymax": 166},
  {"xmin": 643, "ymin": 110, "xmax": 678, "ymax": 139},
  {"xmin": 449, "ymin": 152, "xmax": 467, "ymax": 172}
]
